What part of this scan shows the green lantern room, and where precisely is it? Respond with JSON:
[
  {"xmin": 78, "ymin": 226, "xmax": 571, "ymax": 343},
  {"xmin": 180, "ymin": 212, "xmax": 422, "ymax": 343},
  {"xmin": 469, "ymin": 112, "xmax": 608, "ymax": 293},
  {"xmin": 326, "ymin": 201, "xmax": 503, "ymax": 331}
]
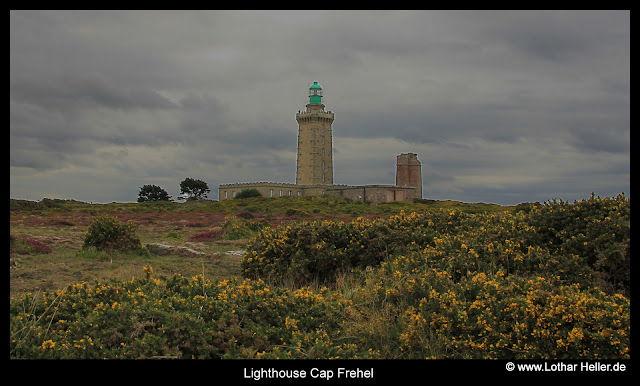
[{"xmin": 308, "ymin": 81, "xmax": 323, "ymax": 104}]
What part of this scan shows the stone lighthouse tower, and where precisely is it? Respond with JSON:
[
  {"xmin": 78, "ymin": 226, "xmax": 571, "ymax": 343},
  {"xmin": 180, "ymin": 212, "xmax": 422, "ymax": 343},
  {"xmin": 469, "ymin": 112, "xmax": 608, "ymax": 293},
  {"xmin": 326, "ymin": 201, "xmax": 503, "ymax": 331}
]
[
  {"xmin": 296, "ymin": 82, "xmax": 335, "ymax": 186},
  {"xmin": 396, "ymin": 153, "xmax": 422, "ymax": 199}
]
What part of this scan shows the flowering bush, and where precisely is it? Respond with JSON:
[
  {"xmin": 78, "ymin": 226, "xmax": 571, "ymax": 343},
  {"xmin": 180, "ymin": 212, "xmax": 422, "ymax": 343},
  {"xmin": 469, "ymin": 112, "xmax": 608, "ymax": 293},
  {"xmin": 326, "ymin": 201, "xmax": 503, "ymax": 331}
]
[
  {"xmin": 243, "ymin": 194, "xmax": 630, "ymax": 297},
  {"xmin": 242, "ymin": 211, "xmax": 458, "ymax": 284},
  {"xmin": 10, "ymin": 267, "xmax": 355, "ymax": 359},
  {"xmin": 10, "ymin": 235, "xmax": 53, "ymax": 255},
  {"xmin": 82, "ymin": 215, "xmax": 143, "ymax": 252},
  {"xmin": 9, "ymin": 263, "xmax": 629, "ymax": 359},
  {"xmin": 391, "ymin": 268, "xmax": 629, "ymax": 359},
  {"xmin": 524, "ymin": 193, "xmax": 629, "ymax": 296},
  {"xmin": 9, "ymin": 193, "xmax": 630, "ymax": 359}
]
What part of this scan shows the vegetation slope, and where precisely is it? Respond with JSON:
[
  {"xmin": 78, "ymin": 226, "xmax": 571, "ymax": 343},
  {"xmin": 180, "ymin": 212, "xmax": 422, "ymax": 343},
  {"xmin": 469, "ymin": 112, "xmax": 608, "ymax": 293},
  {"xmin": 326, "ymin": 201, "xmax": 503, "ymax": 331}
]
[{"xmin": 10, "ymin": 194, "xmax": 629, "ymax": 359}]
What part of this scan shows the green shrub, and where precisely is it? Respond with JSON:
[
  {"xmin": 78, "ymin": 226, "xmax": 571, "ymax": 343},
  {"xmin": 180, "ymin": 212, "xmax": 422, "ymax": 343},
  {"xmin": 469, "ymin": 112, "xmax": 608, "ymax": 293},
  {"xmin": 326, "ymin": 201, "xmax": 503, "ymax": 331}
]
[
  {"xmin": 236, "ymin": 211, "xmax": 255, "ymax": 219},
  {"xmin": 285, "ymin": 208, "xmax": 298, "ymax": 217},
  {"xmin": 524, "ymin": 193, "xmax": 630, "ymax": 296},
  {"xmin": 166, "ymin": 231, "xmax": 183, "ymax": 239},
  {"xmin": 243, "ymin": 194, "xmax": 630, "ymax": 296},
  {"xmin": 242, "ymin": 210, "xmax": 475, "ymax": 285},
  {"xmin": 234, "ymin": 188, "xmax": 261, "ymax": 199},
  {"xmin": 82, "ymin": 215, "xmax": 143, "ymax": 252}
]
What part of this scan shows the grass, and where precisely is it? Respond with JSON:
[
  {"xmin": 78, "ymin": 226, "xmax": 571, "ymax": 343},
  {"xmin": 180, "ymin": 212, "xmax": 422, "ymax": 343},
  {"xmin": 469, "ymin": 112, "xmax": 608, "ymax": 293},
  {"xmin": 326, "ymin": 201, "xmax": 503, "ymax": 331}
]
[
  {"xmin": 9, "ymin": 196, "xmax": 513, "ymax": 299},
  {"xmin": 10, "ymin": 243, "xmax": 245, "ymax": 299},
  {"xmin": 9, "ymin": 205, "xmax": 236, "ymax": 299}
]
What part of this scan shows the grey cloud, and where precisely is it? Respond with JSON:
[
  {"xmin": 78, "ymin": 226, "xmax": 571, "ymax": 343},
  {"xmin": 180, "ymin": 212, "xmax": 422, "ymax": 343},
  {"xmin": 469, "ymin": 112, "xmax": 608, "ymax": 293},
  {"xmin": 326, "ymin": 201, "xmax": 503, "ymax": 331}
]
[
  {"xmin": 11, "ymin": 76, "xmax": 177, "ymax": 111},
  {"xmin": 463, "ymin": 10, "xmax": 629, "ymax": 62},
  {"xmin": 10, "ymin": 138, "xmax": 67, "ymax": 170},
  {"xmin": 180, "ymin": 93, "xmax": 227, "ymax": 112},
  {"xmin": 10, "ymin": 10, "xmax": 629, "ymax": 204},
  {"xmin": 338, "ymin": 103, "xmax": 541, "ymax": 145},
  {"xmin": 73, "ymin": 76, "xmax": 177, "ymax": 110},
  {"xmin": 569, "ymin": 127, "xmax": 630, "ymax": 154}
]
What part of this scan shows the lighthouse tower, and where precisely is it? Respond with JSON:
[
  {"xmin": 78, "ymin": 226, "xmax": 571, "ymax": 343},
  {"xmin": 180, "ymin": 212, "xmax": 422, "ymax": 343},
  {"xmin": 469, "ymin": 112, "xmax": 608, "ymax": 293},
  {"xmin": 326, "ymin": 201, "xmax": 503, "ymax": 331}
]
[
  {"xmin": 396, "ymin": 153, "xmax": 422, "ymax": 199},
  {"xmin": 296, "ymin": 82, "xmax": 335, "ymax": 186}
]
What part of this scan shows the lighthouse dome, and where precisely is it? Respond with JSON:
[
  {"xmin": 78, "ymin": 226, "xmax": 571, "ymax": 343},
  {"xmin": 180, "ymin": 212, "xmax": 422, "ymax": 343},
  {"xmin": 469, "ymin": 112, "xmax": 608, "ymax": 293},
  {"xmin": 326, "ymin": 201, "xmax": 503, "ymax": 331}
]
[{"xmin": 308, "ymin": 81, "xmax": 323, "ymax": 104}]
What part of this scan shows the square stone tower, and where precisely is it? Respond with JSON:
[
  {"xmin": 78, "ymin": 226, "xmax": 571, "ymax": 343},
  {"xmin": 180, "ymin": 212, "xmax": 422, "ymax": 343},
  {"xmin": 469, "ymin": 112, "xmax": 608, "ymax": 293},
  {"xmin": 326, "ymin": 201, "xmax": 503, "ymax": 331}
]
[
  {"xmin": 296, "ymin": 82, "xmax": 335, "ymax": 186},
  {"xmin": 396, "ymin": 153, "xmax": 422, "ymax": 199}
]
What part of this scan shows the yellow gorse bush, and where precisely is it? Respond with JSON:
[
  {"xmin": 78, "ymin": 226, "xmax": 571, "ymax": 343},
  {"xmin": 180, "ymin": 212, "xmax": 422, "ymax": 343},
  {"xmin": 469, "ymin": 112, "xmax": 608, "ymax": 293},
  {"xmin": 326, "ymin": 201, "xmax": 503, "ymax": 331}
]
[
  {"xmin": 10, "ymin": 193, "xmax": 629, "ymax": 359},
  {"xmin": 244, "ymin": 194, "xmax": 629, "ymax": 296},
  {"xmin": 10, "ymin": 268, "xmax": 358, "ymax": 359}
]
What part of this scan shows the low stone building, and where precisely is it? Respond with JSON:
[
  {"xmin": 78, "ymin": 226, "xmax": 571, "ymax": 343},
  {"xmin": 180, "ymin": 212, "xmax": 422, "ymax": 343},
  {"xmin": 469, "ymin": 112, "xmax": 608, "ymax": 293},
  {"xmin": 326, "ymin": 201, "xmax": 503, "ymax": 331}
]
[
  {"xmin": 219, "ymin": 82, "xmax": 422, "ymax": 204},
  {"xmin": 323, "ymin": 184, "xmax": 419, "ymax": 203},
  {"xmin": 220, "ymin": 182, "xmax": 303, "ymax": 200},
  {"xmin": 219, "ymin": 181, "xmax": 420, "ymax": 204}
]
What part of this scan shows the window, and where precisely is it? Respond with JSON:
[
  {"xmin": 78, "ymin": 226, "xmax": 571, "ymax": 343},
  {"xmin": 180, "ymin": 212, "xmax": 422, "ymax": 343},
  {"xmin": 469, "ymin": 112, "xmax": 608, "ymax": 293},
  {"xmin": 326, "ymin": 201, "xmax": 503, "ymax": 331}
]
[
  {"xmin": 232, "ymin": 191, "xmax": 236, "ymax": 198},
  {"xmin": 224, "ymin": 191, "xmax": 228, "ymax": 199},
  {"xmin": 279, "ymin": 190, "xmax": 283, "ymax": 197},
  {"xmin": 270, "ymin": 189, "xmax": 274, "ymax": 197}
]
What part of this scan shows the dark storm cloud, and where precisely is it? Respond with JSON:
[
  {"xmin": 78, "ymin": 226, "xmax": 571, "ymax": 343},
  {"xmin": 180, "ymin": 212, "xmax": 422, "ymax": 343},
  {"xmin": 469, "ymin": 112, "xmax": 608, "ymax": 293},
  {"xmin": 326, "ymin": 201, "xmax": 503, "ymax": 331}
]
[
  {"xmin": 476, "ymin": 10, "xmax": 628, "ymax": 62},
  {"xmin": 72, "ymin": 76, "xmax": 177, "ymax": 110},
  {"xmin": 176, "ymin": 92, "xmax": 296, "ymax": 152},
  {"xmin": 11, "ymin": 76, "xmax": 177, "ymax": 113},
  {"xmin": 568, "ymin": 126, "xmax": 630, "ymax": 154},
  {"xmin": 338, "ymin": 102, "xmax": 530, "ymax": 145},
  {"xmin": 10, "ymin": 10, "xmax": 629, "ymax": 204}
]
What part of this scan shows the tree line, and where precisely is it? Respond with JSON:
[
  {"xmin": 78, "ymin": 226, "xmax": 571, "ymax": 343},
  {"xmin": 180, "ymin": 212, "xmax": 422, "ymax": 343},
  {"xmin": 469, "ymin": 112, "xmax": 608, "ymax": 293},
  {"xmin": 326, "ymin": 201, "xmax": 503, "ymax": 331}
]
[
  {"xmin": 137, "ymin": 178, "xmax": 210, "ymax": 202},
  {"xmin": 138, "ymin": 180, "xmax": 263, "ymax": 203}
]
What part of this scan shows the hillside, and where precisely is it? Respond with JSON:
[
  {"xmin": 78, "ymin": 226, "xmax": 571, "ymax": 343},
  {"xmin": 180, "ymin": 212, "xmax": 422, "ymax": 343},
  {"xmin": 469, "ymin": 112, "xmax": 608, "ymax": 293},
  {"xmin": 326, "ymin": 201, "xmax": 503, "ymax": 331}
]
[{"xmin": 10, "ymin": 194, "xmax": 630, "ymax": 359}]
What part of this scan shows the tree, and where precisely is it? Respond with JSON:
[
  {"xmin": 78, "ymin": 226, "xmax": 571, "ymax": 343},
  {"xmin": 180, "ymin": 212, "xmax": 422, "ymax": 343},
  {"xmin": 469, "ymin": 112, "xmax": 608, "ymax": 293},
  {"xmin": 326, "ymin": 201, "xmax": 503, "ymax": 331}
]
[
  {"xmin": 138, "ymin": 185, "xmax": 172, "ymax": 202},
  {"xmin": 179, "ymin": 177, "xmax": 210, "ymax": 201},
  {"xmin": 234, "ymin": 188, "xmax": 262, "ymax": 199}
]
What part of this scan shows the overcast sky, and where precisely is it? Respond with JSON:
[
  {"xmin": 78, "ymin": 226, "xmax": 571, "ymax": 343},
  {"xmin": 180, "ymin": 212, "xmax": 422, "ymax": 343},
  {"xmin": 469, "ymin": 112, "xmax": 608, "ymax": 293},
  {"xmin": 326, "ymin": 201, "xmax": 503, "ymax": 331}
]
[{"xmin": 10, "ymin": 10, "xmax": 630, "ymax": 205}]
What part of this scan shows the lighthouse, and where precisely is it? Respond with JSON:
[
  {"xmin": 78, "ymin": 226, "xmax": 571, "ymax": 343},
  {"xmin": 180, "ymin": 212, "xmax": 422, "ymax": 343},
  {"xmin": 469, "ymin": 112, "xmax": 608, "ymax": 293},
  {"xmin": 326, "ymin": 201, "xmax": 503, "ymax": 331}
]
[
  {"xmin": 219, "ymin": 81, "xmax": 423, "ymax": 203},
  {"xmin": 295, "ymin": 82, "xmax": 335, "ymax": 186}
]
